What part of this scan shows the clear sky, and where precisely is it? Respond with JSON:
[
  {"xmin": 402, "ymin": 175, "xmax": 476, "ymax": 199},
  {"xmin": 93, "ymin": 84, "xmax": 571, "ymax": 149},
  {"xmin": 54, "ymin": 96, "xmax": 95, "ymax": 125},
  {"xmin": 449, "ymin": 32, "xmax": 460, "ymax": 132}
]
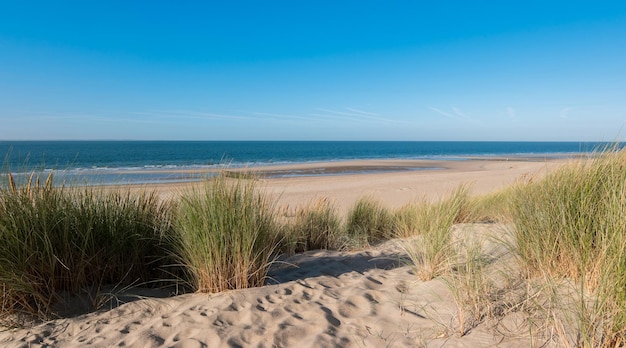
[{"xmin": 1, "ymin": 1, "xmax": 625, "ymax": 141}]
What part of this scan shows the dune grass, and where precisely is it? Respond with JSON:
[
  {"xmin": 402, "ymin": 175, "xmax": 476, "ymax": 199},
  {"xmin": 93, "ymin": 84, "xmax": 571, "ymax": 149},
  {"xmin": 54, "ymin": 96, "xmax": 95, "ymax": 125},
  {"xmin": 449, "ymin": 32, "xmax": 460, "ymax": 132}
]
[
  {"xmin": 463, "ymin": 188, "xmax": 515, "ymax": 224},
  {"xmin": 398, "ymin": 149, "xmax": 626, "ymax": 345},
  {"xmin": 281, "ymin": 198, "xmax": 344, "ymax": 253},
  {"xmin": 346, "ymin": 197, "xmax": 395, "ymax": 247},
  {"xmin": 398, "ymin": 186, "xmax": 470, "ymax": 281},
  {"xmin": 0, "ymin": 173, "xmax": 172, "ymax": 320},
  {"xmin": 389, "ymin": 148, "xmax": 626, "ymax": 345},
  {"xmin": 170, "ymin": 174, "xmax": 277, "ymax": 293},
  {"xmin": 445, "ymin": 241, "xmax": 497, "ymax": 336},
  {"xmin": 510, "ymin": 148, "xmax": 626, "ymax": 346}
]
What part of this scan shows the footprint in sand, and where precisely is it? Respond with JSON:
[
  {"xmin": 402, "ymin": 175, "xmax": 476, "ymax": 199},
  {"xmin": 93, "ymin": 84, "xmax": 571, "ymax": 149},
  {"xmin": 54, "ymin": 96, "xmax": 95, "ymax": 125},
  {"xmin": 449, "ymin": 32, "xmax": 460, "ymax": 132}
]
[
  {"xmin": 337, "ymin": 295, "xmax": 374, "ymax": 318},
  {"xmin": 171, "ymin": 337, "xmax": 209, "ymax": 348},
  {"xmin": 273, "ymin": 317, "xmax": 323, "ymax": 347},
  {"xmin": 363, "ymin": 275, "xmax": 384, "ymax": 290}
]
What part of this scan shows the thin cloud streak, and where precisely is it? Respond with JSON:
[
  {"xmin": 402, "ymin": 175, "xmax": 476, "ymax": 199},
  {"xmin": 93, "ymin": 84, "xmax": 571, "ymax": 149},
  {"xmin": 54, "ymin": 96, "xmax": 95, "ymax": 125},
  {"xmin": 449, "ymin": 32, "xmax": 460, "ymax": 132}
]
[
  {"xmin": 139, "ymin": 110, "xmax": 252, "ymax": 121},
  {"xmin": 344, "ymin": 108, "xmax": 380, "ymax": 116},
  {"xmin": 238, "ymin": 108, "xmax": 400, "ymax": 125},
  {"xmin": 316, "ymin": 108, "xmax": 392, "ymax": 123},
  {"xmin": 451, "ymin": 107, "xmax": 468, "ymax": 119},
  {"xmin": 240, "ymin": 111, "xmax": 327, "ymax": 123},
  {"xmin": 429, "ymin": 106, "xmax": 475, "ymax": 122},
  {"xmin": 308, "ymin": 113, "xmax": 369, "ymax": 122},
  {"xmin": 429, "ymin": 107, "xmax": 456, "ymax": 120},
  {"xmin": 317, "ymin": 108, "xmax": 374, "ymax": 118},
  {"xmin": 1, "ymin": 112, "xmax": 148, "ymax": 124}
]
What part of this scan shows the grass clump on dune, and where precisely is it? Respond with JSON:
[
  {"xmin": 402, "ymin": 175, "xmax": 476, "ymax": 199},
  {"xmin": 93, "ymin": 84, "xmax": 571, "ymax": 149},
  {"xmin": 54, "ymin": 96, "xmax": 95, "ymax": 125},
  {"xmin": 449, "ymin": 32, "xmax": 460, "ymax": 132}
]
[
  {"xmin": 399, "ymin": 186, "xmax": 470, "ymax": 281},
  {"xmin": 463, "ymin": 188, "xmax": 515, "ymax": 224},
  {"xmin": 346, "ymin": 197, "xmax": 395, "ymax": 247},
  {"xmin": 171, "ymin": 175, "xmax": 277, "ymax": 293},
  {"xmin": 282, "ymin": 198, "xmax": 344, "ymax": 253},
  {"xmin": 511, "ymin": 148, "xmax": 626, "ymax": 346},
  {"xmin": 0, "ymin": 173, "xmax": 172, "ymax": 320}
]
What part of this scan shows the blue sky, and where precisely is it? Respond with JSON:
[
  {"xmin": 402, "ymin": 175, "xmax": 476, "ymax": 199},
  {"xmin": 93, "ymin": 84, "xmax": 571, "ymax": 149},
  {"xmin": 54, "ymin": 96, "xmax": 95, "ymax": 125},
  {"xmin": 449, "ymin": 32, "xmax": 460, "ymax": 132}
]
[{"xmin": 1, "ymin": 1, "xmax": 625, "ymax": 141}]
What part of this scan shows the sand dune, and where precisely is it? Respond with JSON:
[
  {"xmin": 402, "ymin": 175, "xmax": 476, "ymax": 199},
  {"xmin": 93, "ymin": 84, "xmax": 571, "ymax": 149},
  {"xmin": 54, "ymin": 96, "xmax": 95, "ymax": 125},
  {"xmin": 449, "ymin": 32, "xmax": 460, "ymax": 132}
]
[{"xmin": 1, "ymin": 225, "xmax": 537, "ymax": 347}]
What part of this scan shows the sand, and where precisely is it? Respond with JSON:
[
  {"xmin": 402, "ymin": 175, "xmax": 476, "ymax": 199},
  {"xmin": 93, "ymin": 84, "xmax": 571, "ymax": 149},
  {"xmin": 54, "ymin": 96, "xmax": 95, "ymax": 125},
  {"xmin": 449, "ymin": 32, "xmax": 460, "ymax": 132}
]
[
  {"xmin": 254, "ymin": 158, "xmax": 560, "ymax": 215},
  {"xmin": 0, "ymin": 158, "xmax": 565, "ymax": 347},
  {"xmin": 146, "ymin": 157, "xmax": 562, "ymax": 215}
]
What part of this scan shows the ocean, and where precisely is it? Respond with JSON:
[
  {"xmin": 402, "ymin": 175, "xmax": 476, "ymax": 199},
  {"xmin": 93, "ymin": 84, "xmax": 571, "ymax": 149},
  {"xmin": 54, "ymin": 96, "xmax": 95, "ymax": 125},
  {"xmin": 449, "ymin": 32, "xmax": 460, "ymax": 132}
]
[{"xmin": 0, "ymin": 141, "xmax": 614, "ymax": 185}]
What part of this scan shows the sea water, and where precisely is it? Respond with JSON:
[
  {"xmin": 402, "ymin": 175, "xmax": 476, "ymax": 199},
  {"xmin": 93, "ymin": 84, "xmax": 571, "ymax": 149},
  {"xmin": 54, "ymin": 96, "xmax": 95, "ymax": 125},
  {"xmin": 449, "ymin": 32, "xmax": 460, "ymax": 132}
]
[{"xmin": 0, "ymin": 141, "xmax": 614, "ymax": 185}]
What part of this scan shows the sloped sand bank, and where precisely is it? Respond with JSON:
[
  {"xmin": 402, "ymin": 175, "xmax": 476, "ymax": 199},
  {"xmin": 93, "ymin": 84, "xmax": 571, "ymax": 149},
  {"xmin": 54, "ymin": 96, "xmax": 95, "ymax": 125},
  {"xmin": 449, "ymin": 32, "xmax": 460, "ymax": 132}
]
[{"xmin": 2, "ymin": 224, "xmax": 543, "ymax": 347}]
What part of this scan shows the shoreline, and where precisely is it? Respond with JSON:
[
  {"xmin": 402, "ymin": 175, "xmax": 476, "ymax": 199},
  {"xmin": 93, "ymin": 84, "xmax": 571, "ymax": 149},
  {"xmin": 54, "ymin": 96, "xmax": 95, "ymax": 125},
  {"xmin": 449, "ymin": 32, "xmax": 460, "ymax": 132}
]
[
  {"xmin": 93, "ymin": 153, "xmax": 573, "ymax": 180},
  {"xmin": 110, "ymin": 156, "xmax": 569, "ymax": 215}
]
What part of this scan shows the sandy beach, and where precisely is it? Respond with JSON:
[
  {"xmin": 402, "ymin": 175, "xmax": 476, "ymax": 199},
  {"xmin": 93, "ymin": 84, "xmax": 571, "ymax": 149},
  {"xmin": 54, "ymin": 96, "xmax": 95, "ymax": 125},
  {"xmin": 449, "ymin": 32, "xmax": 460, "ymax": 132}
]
[
  {"xmin": 0, "ymin": 158, "xmax": 566, "ymax": 347},
  {"xmin": 255, "ymin": 158, "xmax": 561, "ymax": 215},
  {"xmin": 147, "ymin": 157, "xmax": 563, "ymax": 215}
]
